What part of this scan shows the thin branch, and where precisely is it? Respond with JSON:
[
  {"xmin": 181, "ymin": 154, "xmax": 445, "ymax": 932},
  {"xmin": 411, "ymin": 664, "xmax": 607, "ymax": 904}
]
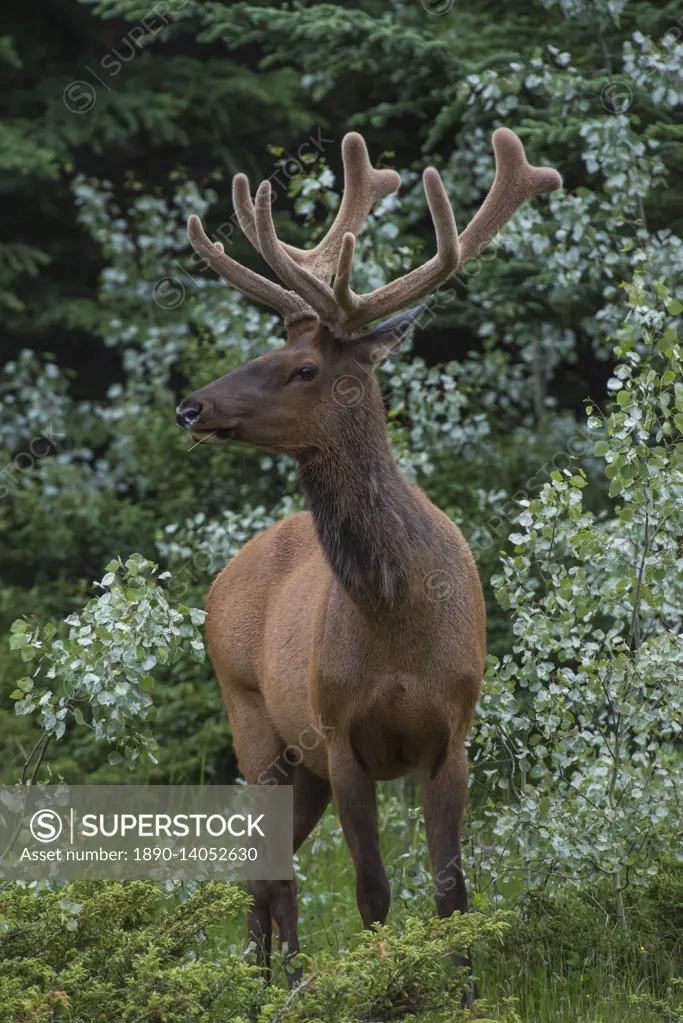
[
  {"xmin": 28, "ymin": 733, "xmax": 51, "ymax": 787},
  {"xmin": 272, "ymin": 975, "xmax": 318, "ymax": 1022},
  {"xmin": 20, "ymin": 730, "xmax": 50, "ymax": 786}
]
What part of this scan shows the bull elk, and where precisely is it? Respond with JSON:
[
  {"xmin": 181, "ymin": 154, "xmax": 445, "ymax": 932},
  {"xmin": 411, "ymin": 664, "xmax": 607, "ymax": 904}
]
[{"xmin": 176, "ymin": 129, "xmax": 561, "ymax": 980}]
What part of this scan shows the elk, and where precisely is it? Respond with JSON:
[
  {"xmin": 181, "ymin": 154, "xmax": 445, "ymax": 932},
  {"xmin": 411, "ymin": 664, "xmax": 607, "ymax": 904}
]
[{"xmin": 176, "ymin": 129, "xmax": 561, "ymax": 980}]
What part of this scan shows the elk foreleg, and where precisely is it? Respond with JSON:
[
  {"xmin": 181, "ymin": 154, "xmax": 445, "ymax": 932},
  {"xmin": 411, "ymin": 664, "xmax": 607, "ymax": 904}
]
[
  {"xmin": 328, "ymin": 740, "xmax": 390, "ymax": 929},
  {"xmin": 227, "ymin": 691, "xmax": 330, "ymax": 985},
  {"xmin": 227, "ymin": 692, "xmax": 287, "ymax": 976}
]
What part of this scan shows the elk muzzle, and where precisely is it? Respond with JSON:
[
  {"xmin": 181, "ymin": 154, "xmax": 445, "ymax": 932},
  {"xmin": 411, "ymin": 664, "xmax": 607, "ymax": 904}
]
[
  {"xmin": 176, "ymin": 398, "xmax": 202, "ymax": 428},
  {"xmin": 175, "ymin": 395, "xmax": 238, "ymax": 441}
]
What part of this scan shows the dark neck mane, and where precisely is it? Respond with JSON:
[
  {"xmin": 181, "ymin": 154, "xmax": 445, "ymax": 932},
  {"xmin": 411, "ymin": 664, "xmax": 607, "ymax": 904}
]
[{"xmin": 297, "ymin": 399, "xmax": 430, "ymax": 608}]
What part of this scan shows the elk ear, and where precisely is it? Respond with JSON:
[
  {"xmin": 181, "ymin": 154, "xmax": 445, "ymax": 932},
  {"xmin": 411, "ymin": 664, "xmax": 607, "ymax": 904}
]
[{"xmin": 351, "ymin": 304, "xmax": 428, "ymax": 363}]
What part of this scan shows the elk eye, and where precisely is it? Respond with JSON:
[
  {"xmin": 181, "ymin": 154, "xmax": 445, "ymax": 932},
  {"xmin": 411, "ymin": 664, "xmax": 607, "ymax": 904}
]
[{"xmin": 292, "ymin": 364, "xmax": 318, "ymax": 382}]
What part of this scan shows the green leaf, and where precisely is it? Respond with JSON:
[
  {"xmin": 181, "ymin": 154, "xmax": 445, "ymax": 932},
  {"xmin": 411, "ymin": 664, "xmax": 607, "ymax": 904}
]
[{"xmin": 657, "ymin": 327, "xmax": 677, "ymax": 353}]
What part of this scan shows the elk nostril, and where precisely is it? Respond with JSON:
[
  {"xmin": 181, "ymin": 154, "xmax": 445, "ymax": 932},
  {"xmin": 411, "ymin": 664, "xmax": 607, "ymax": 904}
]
[{"xmin": 176, "ymin": 400, "xmax": 202, "ymax": 428}]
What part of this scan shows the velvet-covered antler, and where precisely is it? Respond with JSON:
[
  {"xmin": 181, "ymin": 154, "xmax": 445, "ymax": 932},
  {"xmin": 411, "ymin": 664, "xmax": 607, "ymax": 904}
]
[{"xmin": 188, "ymin": 128, "xmax": 561, "ymax": 334}]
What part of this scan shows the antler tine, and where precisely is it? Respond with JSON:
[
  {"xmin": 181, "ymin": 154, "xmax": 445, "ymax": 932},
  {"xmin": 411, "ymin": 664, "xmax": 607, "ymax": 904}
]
[
  {"xmin": 333, "ymin": 166, "xmax": 460, "ymax": 332},
  {"xmin": 253, "ymin": 180, "xmax": 341, "ymax": 324},
  {"xmin": 232, "ymin": 174, "xmax": 260, "ymax": 253},
  {"xmin": 333, "ymin": 232, "xmax": 357, "ymax": 319},
  {"xmin": 233, "ymin": 133, "xmax": 400, "ymax": 284},
  {"xmin": 457, "ymin": 127, "xmax": 562, "ymax": 265},
  {"xmin": 187, "ymin": 214, "xmax": 316, "ymax": 327},
  {"xmin": 291, "ymin": 132, "xmax": 400, "ymax": 281}
]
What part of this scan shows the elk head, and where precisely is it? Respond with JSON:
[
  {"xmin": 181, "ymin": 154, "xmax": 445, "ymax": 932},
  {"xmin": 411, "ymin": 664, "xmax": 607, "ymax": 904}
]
[{"xmin": 176, "ymin": 130, "xmax": 561, "ymax": 456}]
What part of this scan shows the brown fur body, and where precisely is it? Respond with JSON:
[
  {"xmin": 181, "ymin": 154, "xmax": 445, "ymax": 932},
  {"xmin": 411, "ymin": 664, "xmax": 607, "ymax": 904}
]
[{"xmin": 207, "ymin": 501, "xmax": 484, "ymax": 785}]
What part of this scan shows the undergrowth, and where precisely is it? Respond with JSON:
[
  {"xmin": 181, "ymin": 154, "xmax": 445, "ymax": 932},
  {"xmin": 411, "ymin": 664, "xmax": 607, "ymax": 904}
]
[{"xmin": 0, "ymin": 856, "xmax": 681, "ymax": 1022}]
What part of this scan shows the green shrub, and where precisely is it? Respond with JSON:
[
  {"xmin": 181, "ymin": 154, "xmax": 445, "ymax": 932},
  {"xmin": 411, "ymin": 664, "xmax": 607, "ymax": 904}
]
[
  {"xmin": 0, "ymin": 881, "xmax": 517, "ymax": 1022},
  {"xmin": 0, "ymin": 881, "xmax": 260, "ymax": 1022},
  {"xmin": 258, "ymin": 911, "xmax": 513, "ymax": 1022}
]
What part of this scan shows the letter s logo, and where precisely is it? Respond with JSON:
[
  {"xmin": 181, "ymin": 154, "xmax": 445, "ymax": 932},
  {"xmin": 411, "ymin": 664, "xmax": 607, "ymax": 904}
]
[{"xmin": 30, "ymin": 809, "xmax": 63, "ymax": 843}]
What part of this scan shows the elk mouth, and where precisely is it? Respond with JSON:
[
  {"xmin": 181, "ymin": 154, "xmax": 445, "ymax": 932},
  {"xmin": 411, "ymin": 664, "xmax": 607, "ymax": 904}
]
[{"xmin": 189, "ymin": 427, "xmax": 236, "ymax": 444}]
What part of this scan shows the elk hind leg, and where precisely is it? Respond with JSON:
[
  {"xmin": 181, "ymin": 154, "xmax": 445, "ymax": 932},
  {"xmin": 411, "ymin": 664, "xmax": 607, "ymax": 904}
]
[
  {"xmin": 420, "ymin": 741, "xmax": 477, "ymax": 1001},
  {"xmin": 270, "ymin": 762, "xmax": 331, "ymax": 984}
]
